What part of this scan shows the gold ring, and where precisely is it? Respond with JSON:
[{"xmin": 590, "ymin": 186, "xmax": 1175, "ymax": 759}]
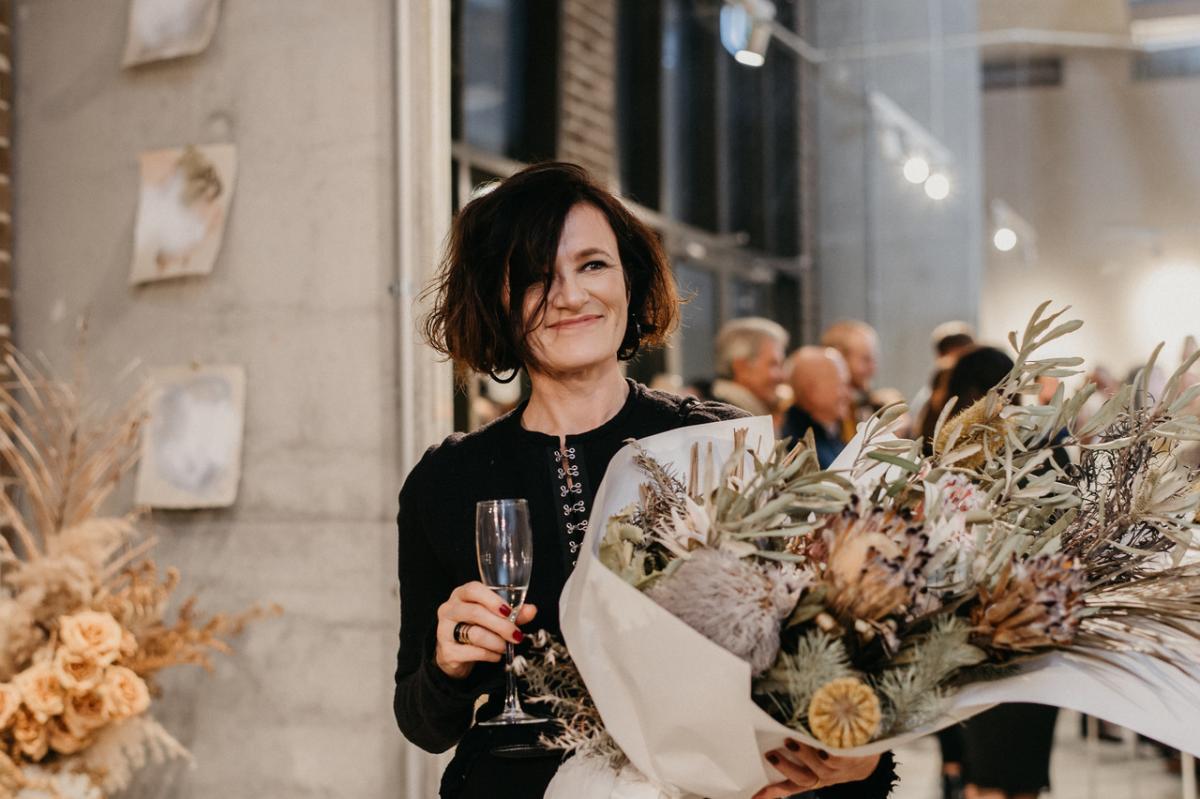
[{"xmin": 453, "ymin": 622, "xmax": 473, "ymax": 645}]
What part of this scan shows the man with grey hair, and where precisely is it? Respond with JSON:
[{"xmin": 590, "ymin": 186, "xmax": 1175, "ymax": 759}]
[
  {"xmin": 708, "ymin": 317, "xmax": 788, "ymax": 417},
  {"xmin": 821, "ymin": 319, "xmax": 881, "ymax": 440}
]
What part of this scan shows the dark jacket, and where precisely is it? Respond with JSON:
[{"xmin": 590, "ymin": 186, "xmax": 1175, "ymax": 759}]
[
  {"xmin": 395, "ymin": 380, "xmax": 896, "ymax": 798},
  {"xmin": 779, "ymin": 406, "xmax": 845, "ymax": 469}
]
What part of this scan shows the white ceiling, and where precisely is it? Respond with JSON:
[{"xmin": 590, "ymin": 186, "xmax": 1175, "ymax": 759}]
[{"xmin": 978, "ymin": 0, "xmax": 1131, "ymax": 36}]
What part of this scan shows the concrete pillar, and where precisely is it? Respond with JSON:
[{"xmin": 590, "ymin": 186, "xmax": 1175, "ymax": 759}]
[{"xmin": 394, "ymin": 1, "xmax": 454, "ymax": 794}]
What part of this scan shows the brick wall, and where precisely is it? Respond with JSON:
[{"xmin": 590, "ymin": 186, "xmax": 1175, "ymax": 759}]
[
  {"xmin": 0, "ymin": 0, "xmax": 10, "ymax": 356},
  {"xmin": 559, "ymin": 0, "xmax": 616, "ymax": 183}
]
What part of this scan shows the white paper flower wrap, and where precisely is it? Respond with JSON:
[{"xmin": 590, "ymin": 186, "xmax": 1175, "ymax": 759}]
[{"xmin": 552, "ymin": 417, "xmax": 1200, "ymax": 799}]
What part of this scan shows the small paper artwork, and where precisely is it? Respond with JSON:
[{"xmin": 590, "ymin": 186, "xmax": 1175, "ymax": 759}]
[
  {"xmin": 135, "ymin": 365, "xmax": 246, "ymax": 509},
  {"xmin": 122, "ymin": 0, "xmax": 221, "ymax": 67},
  {"xmin": 130, "ymin": 144, "xmax": 236, "ymax": 285}
]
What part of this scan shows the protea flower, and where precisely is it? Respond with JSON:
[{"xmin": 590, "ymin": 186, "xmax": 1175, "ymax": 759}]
[
  {"xmin": 972, "ymin": 554, "xmax": 1087, "ymax": 652},
  {"xmin": 818, "ymin": 509, "xmax": 935, "ymax": 625},
  {"xmin": 645, "ymin": 548, "xmax": 804, "ymax": 676}
]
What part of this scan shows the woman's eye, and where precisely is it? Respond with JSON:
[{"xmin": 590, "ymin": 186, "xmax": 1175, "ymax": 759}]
[{"xmin": 582, "ymin": 260, "xmax": 608, "ymax": 271}]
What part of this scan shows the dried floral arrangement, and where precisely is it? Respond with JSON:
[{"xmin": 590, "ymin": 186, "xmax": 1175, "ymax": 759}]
[
  {"xmin": 0, "ymin": 349, "xmax": 278, "ymax": 798},
  {"xmin": 523, "ymin": 303, "xmax": 1200, "ymax": 763}
]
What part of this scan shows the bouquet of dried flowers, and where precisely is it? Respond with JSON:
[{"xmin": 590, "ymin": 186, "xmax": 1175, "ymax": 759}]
[
  {"xmin": 527, "ymin": 304, "xmax": 1200, "ymax": 789},
  {"xmin": 0, "ymin": 349, "xmax": 277, "ymax": 798}
]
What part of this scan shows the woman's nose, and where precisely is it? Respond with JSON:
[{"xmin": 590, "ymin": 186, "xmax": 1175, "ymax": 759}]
[{"xmin": 550, "ymin": 271, "xmax": 587, "ymax": 308}]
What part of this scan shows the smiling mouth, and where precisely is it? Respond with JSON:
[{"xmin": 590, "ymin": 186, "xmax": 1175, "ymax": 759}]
[{"xmin": 549, "ymin": 315, "xmax": 602, "ymax": 330}]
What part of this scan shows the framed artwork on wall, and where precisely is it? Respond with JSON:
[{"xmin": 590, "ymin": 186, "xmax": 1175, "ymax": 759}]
[
  {"xmin": 134, "ymin": 364, "xmax": 246, "ymax": 509},
  {"xmin": 130, "ymin": 143, "xmax": 236, "ymax": 285},
  {"xmin": 122, "ymin": 0, "xmax": 221, "ymax": 68}
]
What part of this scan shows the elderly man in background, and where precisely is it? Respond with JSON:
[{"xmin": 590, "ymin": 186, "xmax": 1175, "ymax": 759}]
[
  {"xmin": 708, "ymin": 317, "xmax": 789, "ymax": 417},
  {"xmin": 821, "ymin": 320, "xmax": 881, "ymax": 440},
  {"xmin": 780, "ymin": 346, "xmax": 851, "ymax": 468}
]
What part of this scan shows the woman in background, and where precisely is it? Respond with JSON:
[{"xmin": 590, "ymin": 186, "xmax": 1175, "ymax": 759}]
[{"xmin": 944, "ymin": 346, "xmax": 1061, "ymax": 799}]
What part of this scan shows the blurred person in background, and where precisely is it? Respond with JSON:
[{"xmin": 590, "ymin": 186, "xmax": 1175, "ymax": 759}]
[
  {"xmin": 913, "ymin": 321, "xmax": 976, "ymax": 444},
  {"xmin": 779, "ymin": 347, "xmax": 850, "ymax": 468},
  {"xmin": 708, "ymin": 317, "xmax": 790, "ymax": 418},
  {"xmin": 944, "ymin": 346, "xmax": 1061, "ymax": 799},
  {"xmin": 821, "ymin": 320, "xmax": 893, "ymax": 440}
]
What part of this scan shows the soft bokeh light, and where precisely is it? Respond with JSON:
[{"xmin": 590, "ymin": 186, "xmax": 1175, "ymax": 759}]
[
  {"xmin": 1132, "ymin": 259, "xmax": 1200, "ymax": 367},
  {"xmin": 924, "ymin": 172, "xmax": 950, "ymax": 200},
  {"xmin": 902, "ymin": 156, "xmax": 930, "ymax": 184},
  {"xmin": 993, "ymin": 227, "xmax": 1017, "ymax": 251}
]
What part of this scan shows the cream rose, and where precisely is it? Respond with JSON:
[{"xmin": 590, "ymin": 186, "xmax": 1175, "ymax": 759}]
[
  {"xmin": 11, "ymin": 708, "xmax": 49, "ymax": 761},
  {"xmin": 58, "ymin": 611, "xmax": 124, "ymax": 665},
  {"xmin": 62, "ymin": 689, "xmax": 111, "ymax": 739},
  {"xmin": 53, "ymin": 648, "xmax": 104, "ymax": 693},
  {"xmin": 103, "ymin": 666, "xmax": 151, "ymax": 719},
  {"xmin": 47, "ymin": 717, "xmax": 91, "ymax": 755},
  {"xmin": 14, "ymin": 662, "xmax": 64, "ymax": 722},
  {"xmin": 0, "ymin": 682, "xmax": 21, "ymax": 729}
]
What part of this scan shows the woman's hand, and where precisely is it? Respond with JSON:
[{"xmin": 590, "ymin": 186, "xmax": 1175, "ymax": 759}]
[
  {"xmin": 752, "ymin": 740, "xmax": 880, "ymax": 799},
  {"xmin": 434, "ymin": 581, "xmax": 537, "ymax": 680}
]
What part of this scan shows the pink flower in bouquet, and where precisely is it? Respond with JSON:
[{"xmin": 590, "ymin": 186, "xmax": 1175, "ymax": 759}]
[{"xmin": 645, "ymin": 548, "xmax": 804, "ymax": 675}]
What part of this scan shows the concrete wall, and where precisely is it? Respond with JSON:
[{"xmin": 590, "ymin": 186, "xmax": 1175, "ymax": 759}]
[
  {"xmin": 14, "ymin": 1, "xmax": 407, "ymax": 796},
  {"xmin": 980, "ymin": 50, "xmax": 1200, "ymax": 376},
  {"xmin": 809, "ymin": 0, "xmax": 984, "ymax": 398}
]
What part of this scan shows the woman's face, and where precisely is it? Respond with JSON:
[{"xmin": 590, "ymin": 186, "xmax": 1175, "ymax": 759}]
[{"xmin": 522, "ymin": 203, "xmax": 629, "ymax": 377}]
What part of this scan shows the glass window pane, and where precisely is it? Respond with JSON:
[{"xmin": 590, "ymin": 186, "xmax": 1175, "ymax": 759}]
[
  {"xmin": 675, "ymin": 262, "xmax": 719, "ymax": 383},
  {"xmin": 462, "ymin": 0, "xmax": 519, "ymax": 155},
  {"xmin": 732, "ymin": 278, "xmax": 771, "ymax": 319}
]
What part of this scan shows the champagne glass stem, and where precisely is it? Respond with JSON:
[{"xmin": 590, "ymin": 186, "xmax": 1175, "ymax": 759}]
[{"xmin": 503, "ymin": 640, "xmax": 524, "ymax": 716}]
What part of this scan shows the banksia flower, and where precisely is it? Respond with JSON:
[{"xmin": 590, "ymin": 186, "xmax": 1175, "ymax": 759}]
[
  {"xmin": 934, "ymin": 397, "xmax": 1011, "ymax": 470},
  {"xmin": 972, "ymin": 554, "xmax": 1087, "ymax": 652},
  {"xmin": 645, "ymin": 548, "xmax": 803, "ymax": 676},
  {"xmin": 807, "ymin": 677, "xmax": 882, "ymax": 748}
]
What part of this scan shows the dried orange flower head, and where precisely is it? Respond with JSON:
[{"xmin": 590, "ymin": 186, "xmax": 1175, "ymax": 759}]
[{"xmin": 807, "ymin": 676, "xmax": 883, "ymax": 749}]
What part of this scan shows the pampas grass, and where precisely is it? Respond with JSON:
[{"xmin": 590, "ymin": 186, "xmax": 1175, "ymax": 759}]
[{"xmin": 0, "ymin": 345, "xmax": 277, "ymax": 796}]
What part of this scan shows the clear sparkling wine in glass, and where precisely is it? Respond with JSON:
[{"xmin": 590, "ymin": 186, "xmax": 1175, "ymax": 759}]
[{"xmin": 475, "ymin": 498, "xmax": 542, "ymax": 726}]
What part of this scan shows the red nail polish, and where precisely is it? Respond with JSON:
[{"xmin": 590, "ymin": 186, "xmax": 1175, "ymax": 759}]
[
  {"xmin": 766, "ymin": 753, "xmax": 779, "ymax": 765},
  {"xmin": 512, "ymin": 629, "xmax": 524, "ymax": 643},
  {"xmin": 499, "ymin": 604, "xmax": 512, "ymax": 617},
  {"xmin": 785, "ymin": 739, "xmax": 800, "ymax": 752}
]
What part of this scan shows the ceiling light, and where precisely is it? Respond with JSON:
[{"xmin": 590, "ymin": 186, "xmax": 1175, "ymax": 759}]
[
  {"xmin": 993, "ymin": 227, "xmax": 1017, "ymax": 252},
  {"xmin": 721, "ymin": 0, "xmax": 775, "ymax": 67},
  {"xmin": 902, "ymin": 156, "xmax": 930, "ymax": 184},
  {"xmin": 924, "ymin": 173, "xmax": 950, "ymax": 200}
]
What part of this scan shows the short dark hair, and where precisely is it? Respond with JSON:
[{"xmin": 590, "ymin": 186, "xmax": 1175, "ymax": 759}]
[
  {"xmin": 946, "ymin": 346, "xmax": 1014, "ymax": 407},
  {"xmin": 935, "ymin": 332, "xmax": 975, "ymax": 357},
  {"xmin": 421, "ymin": 162, "xmax": 678, "ymax": 380}
]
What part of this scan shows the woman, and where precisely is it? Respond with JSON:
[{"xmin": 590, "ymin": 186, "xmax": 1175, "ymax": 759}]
[
  {"xmin": 944, "ymin": 346, "xmax": 1060, "ymax": 799},
  {"xmin": 394, "ymin": 162, "xmax": 897, "ymax": 798}
]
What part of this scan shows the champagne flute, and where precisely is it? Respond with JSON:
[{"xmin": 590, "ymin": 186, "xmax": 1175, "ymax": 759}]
[{"xmin": 475, "ymin": 498, "xmax": 542, "ymax": 726}]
